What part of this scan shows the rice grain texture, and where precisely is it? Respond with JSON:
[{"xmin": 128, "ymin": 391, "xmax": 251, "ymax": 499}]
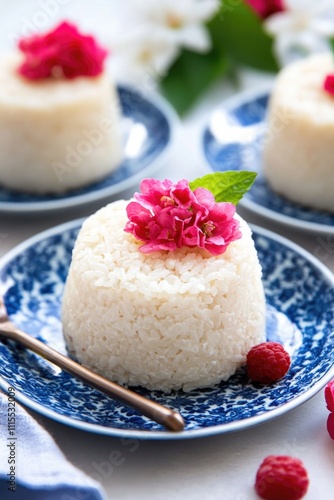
[{"xmin": 62, "ymin": 200, "xmax": 266, "ymax": 392}]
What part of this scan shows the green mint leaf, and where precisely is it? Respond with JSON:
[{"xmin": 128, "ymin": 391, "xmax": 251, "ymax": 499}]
[{"xmin": 189, "ymin": 171, "xmax": 257, "ymax": 205}]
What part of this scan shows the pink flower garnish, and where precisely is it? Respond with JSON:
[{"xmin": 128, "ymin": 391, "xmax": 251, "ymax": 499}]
[
  {"xmin": 18, "ymin": 21, "xmax": 108, "ymax": 80},
  {"xmin": 245, "ymin": 0, "xmax": 284, "ymax": 19},
  {"xmin": 124, "ymin": 179, "xmax": 242, "ymax": 255},
  {"xmin": 324, "ymin": 74, "xmax": 334, "ymax": 96}
]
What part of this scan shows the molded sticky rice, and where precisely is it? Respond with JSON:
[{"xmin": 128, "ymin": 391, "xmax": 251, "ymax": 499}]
[{"xmin": 62, "ymin": 200, "xmax": 266, "ymax": 392}]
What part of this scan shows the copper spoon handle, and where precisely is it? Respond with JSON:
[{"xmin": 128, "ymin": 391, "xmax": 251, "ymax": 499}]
[{"xmin": 0, "ymin": 326, "xmax": 184, "ymax": 432}]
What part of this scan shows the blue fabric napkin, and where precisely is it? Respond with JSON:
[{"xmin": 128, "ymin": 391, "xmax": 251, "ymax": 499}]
[{"xmin": 0, "ymin": 389, "xmax": 106, "ymax": 500}]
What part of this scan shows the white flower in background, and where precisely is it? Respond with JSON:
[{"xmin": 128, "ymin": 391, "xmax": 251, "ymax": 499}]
[
  {"xmin": 110, "ymin": 27, "xmax": 180, "ymax": 85},
  {"xmin": 126, "ymin": 0, "xmax": 219, "ymax": 53},
  {"xmin": 108, "ymin": 0, "xmax": 219, "ymax": 84},
  {"xmin": 265, "ymin": 0, "xmax": 334, "ymax": 66}
]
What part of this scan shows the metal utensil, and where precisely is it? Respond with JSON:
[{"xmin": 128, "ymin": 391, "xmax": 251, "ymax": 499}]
[{"xmin": 0, "ymin": 295, "xmax": 184, "ymax": 432}]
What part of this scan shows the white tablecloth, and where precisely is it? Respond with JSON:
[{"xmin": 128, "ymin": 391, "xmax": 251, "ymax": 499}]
[{"xmin": 0, "ymin": 2, "xmax": 333, "ymax": 499}]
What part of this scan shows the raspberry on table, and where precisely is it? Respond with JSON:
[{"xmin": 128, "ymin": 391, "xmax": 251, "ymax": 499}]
[
  {"xmin": 327, "ymin": 413, "xmax": 334, "ymax": 440},
  {"xmin": 255, "ymin": 455, "xmax": 309, "ymax": 500},
  {"xmin": 325, "ymin": 380, "xmax": 334, "ymax": 412},
  {"xmin": 247, "ymin": 341, "xmax": 291, "ymax": 384}
]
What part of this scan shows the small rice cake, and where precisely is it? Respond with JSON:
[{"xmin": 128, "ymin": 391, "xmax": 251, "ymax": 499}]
[
  {"xmin": 62, "ymin": 200, "xmax": 266, "ymax": 392},
  {"xmin": 263, "ymin": 54, "xmax": 334, "ymax": 212},
  {"xmin": 0, "ymin": 53, "xmax": 122, "ymax": 194}
]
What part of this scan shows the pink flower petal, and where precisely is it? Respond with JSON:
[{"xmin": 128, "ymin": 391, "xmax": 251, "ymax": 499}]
[
  {"xmin": 126, "ymin": 202, "xmax": 152, "ymax": 224},
  {"xmin": 171, "ymin": 179, "xmax": 196, "ymax": 207},
  {"xmin": 183, "ymin": 226, "xmax": 201, "ymax": 246},
  {"xmin": 206, "ymin": 235, "xmax": 227, "ymax": 245},
  {"xmin": 204, "ymin": 243, "xmax": 229, "ymax": 255},
  {"xmin": 209, "ymin": 202, "xmax": 236, "ymax": 222},
  {"xmin": 155, "ymin": 208, "xmax": 177, "ymax": 230},
  {"xmin": 138, "ymin": 179, "xmax": 172, "ymax": 199},
  {"xmin": 139, "ymin": 241, "xmax": 177, "ymax": 253},
  {"xmin": 170, "ymin": 206, "xmax": 194, "ymax": 222},
  {"xmin": 194, "ymin": 187, "xmax": 215, "ymax": 208}
]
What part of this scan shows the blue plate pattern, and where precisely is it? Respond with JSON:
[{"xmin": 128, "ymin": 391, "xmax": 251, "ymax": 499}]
[
  {"xmin": 203, "ymin": 89, "xmax": 334, "ymax": 234},
  {"xmin": 0, "ymin": 86, "xmax": 176, "ymax": 214},
  {"xmin": 0, "ymin": 221, "xmax": 333, "ymax": 439}
]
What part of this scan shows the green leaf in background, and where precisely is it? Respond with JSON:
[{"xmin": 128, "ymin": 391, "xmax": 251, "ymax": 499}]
[
  {"xmin": 161, "ymin": 46, "xmax": 228, "ymax": 116},
  {"xmin": 189, "ymin": 171, "xmax": 257, "ymax": 205},
  {"xmin": 211, "ymin": 1, "xmax": 279, "ymax": 73},
  {"xmin": 160, "ymin": 1, "xmax": 279, "ymax": 115},
  {"xmin": 330, "ymin": 38, "xmax": 334, "ymax": 54}
]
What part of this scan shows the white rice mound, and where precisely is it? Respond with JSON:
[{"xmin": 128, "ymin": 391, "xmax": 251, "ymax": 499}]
[
  {"xmin": 62, "ymin": 200, "xmax": 266, "ymax": 392},
  {"xmin": 263, "ymin": 54, "xmax": 334, "ymax": 212},
  {"xmin": 0, "ymin": 53, "xmax": 123, "ymax": 194}
]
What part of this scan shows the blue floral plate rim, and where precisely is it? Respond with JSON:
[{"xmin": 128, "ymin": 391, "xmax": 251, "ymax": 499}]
[
  {"xmin": 0, "ymin": 219, "xmax": 333, "ymax": 440},
  {"xmin": 201, "ymin": 86, "xmax": 334, "ymax": 236},
  {"xmin": 0, "ymin": 85, "xmax": 178, "ymax": 214}
]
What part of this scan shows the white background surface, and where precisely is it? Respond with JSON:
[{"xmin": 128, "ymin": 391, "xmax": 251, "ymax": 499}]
[{"xmin": 0, "ymin": 2, "xmax": 334, "ymax": 499}]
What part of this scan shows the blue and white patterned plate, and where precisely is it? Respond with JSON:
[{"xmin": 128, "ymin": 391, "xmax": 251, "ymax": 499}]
[
  {"xmin": 0, "ymin": 221, "xmax": 333, "ymax": 440},
  {"xmin": 0, "ymin": 86, "xmax": 177, "ymax": 214},
  {"xmin": 202, "ymin": 88, "xmax": 334, "ymax": 235}
]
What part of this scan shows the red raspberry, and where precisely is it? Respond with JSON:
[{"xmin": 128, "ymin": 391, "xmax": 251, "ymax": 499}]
[
  {"xmin": 247, "ymin": 341, "xmax": 291, "ymax": 383},
  {"xmin": 255, "ymin": 455, "xmax": 309, "ymax": 500},
  {"xmin": 327, "ymin": 413, "xmax": 334, "ymax": 440},
  {"xmin": 325, "ymin": 380, "xmax": 334, "ymax": 412}
]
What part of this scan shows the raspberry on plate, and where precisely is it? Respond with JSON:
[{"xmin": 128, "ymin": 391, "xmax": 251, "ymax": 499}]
[
  {"xmin": 327, "ymin": 413, "xmax": 334, "ymax": 440},
  {"xmin": 247, "ymin": 341, "xmax": 291, "ymax": 384},
  {"xmin": 255, "ymin": 455, "xmax": 309, "ymax": 500},
  {"xmin": 325, "ymin": 380, "xmax": 334, "ymax": 412}
]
